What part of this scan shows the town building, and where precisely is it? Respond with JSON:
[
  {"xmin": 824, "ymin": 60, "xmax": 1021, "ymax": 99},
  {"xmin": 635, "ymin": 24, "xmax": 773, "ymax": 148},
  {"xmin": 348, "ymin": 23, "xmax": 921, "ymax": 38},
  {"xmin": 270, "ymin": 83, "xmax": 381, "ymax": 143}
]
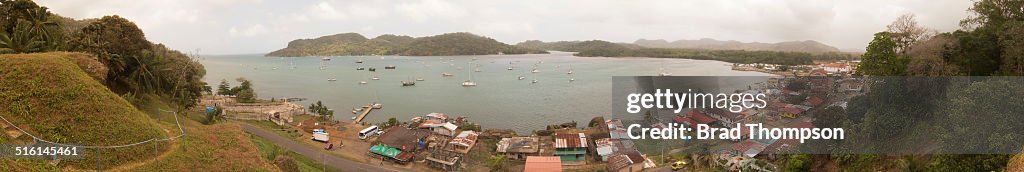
[
  {"xmin": 553, "ymin": 133, "xmax": 589, "ymax": 164},
  {"xmin": 524, "ymin": 156, "xmax": 562, "ymax": 172},
  {"xmin": 496, "ymin": 137, "xmax": 541, "ymax": 160}
]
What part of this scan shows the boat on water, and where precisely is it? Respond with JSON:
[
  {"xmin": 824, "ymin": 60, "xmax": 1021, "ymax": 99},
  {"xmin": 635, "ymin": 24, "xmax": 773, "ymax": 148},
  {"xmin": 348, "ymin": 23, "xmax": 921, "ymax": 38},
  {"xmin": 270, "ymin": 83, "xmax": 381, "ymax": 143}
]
[
  {"xmin": 442, "ymin": 72, "xmax": 454, "ymax": 77},
  {"xmin": 532, "ymin": 68, "xmax": 539, "ymax": 73},
  {"xmin": 532, "ymin": 79, "xmax": 538, "ymax": 83},
  {"xmin": 369, "ymin": 67, "xmax": 376, "ymax": 72},
  {"xmin": 371, "ymin": 103, "xmax": 382, "ymax": 109},
  {"xmin": 371, "ymin": 76, "xmax": 380, "ymax": 80},
  {"xmin": 356, "ymin": 59, "xmax": 363, "ymax": 63},
  {"xmin": 416, "ymin": 76, "xmax": 424, "ymax": 81},
  {"xmin": 359, "ymin": 81, "xmax": 368, "ymax": 84},
  {"xmin": 462, "ymin": 61, "xmax": 477, "ymax": 87},
  {"xmin": 402, "ymin": 80, "xmax": 416, "ymax": 86},
  {"xmin": 385, "ymin": 65, "xmax": 396, "ymax": 69},
  {"xmin": 328, "ymin": 77, "xmax": 337, "ymax": 81},
  {"xmin": 567, "ymin": 64, "xmax": 574, "ymax": 74},
  {"xmin": 474, "ymin": 68, "xmax": 481, "ymax": 72},
  {"xmin": 356, "ymin": 67, "xmax": 365, "ymax": 70},
  {"xmin": 322, "ymin": 57, "xmax": 331, "ymax": 61},
  {"xmin": 658, "ymin": 63, "xmax": 672, "ymax": 76},
  {"xmin": 518, "ymin": 76, "xmax": 525, "ymax": 80}
]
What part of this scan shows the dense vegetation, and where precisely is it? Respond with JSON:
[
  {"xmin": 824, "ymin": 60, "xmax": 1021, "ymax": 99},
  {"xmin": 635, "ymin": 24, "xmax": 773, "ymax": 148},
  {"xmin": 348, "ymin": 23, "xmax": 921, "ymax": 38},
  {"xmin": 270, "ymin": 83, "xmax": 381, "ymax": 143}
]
[
  {"xmin": 1, "ymin": 0, "xmax": 207, "ymax": 110},
  {"xmin": 267, "ymin": 32, "xmax": 547, "ymax": 57},
  {"xmin": 518, "ymin": 40, "xmax": 854, "ymax": 65},
  {"xmin": 809, "ymin": 1, "xmax": 1024, "ymax": 171},
  {"xmin": 633, "ymin": 38, "xmax": 841, "ymax": 53},
  {"xmin": 216, "ymin": 78, "xmax": 257, "ymax": 103}
]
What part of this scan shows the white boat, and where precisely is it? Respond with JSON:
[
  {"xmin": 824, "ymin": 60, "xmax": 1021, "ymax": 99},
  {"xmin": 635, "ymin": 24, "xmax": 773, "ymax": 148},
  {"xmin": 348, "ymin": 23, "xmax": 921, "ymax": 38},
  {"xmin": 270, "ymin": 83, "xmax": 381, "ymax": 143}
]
[
  {"xmin": 356, "ymin": 59, "xmax": 363, "ymax": 63},
  {"xmin": 518, "ymin": 76, "xmax": 525, "ymax": 80},
  {"xmin": 462, "ymin": 61, "xmax": 477, "ymax": 87},
  {"xmin": 322, "ymin": 57, "xmax": 331, "ymax": 61},
  {"xmin": 416, "ymin": 76, "xmax": 424, "ymax": 81},
  {"xmin": 462, "ymin": 80, "xmax": 477, "ymax": 87},
  {"xmin": 658, "ymin": 63, "xmax": 672, "ymax": 76},
  {"xmin": 569, "ymin": 78, "xmax": 575, "ymax": 82},
  {"xmin": 474, "ymin": 68, "xmax": 481, "ymax": 72},
  {"xmin": 567, "ymin": 64, "xmax": 574, "ymax": 74},
  {"xmin": 532, "ymin": 79, "xmax": 538, "ymax": 83},
  {"xmin": 359, "ymin": 81, "xmax": 368, "ymax": 84},
  {"xmin": 402, "ymin": 80, "xmax": 416, "ymax": 86},
  {"xmin": 372, "ymin": 103, "xmax": 382, "ymax": 109},
  {"xmin": 328, "ymin": 78, "xmax": 337, "ymax": 81},
  {"xmin": 532, "ymin": 68, "xmax": 539, "ymax": 73},
  {"xmin": 371, "ymin": 76, "xmax": 380, "ymax": 80},
  {"xmin": 442, "ymin": 73, "xmax": 454, "ymax": 77}
]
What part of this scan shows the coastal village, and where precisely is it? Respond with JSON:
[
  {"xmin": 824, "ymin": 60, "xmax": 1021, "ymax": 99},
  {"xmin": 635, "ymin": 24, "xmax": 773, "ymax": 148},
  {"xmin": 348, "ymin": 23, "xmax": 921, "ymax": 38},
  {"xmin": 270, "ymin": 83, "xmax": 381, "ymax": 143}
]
[{"xmin": 197, "ymin": 60, "xmax": 865, "ymax": 172}]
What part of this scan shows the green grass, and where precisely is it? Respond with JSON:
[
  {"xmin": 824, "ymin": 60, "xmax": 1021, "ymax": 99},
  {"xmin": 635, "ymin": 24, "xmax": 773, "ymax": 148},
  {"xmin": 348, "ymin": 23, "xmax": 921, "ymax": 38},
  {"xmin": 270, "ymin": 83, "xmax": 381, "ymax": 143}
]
[
  {"xmin": 249, "ymin": 133, "xmax": 343, "ymax": 172},
  {"xmin": 0, "ymin": 53, "xmax": 169, "ymax": 170}
]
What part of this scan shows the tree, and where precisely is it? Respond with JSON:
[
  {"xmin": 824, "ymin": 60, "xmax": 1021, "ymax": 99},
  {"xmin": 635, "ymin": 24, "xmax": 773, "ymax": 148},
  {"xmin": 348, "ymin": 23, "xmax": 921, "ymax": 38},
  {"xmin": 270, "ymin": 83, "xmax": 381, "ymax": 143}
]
[
  {"xmin": 0, "ymin": 20, "xmax": 44, "ymax": 53},
  {"xmin": 217, "ymin": 79, "xmax": 231, "ymax": 95},
  {"xmin": 121, "ymin": 50, "xmax": 168, "ymax": 95},
  {"xmin": 69, "ymin": 15, "xmax": 152, "ymax": 91},
  {"xmin": 233, "ymin": 78, "xmax": 257, "ymax": 103},
  {"xmin": 857, "ymin": 32, "xmax": 907, "ymax": 76},
  {"xmin": 886, "ymin": 14, "xmax": 932, "ymax": 54}
]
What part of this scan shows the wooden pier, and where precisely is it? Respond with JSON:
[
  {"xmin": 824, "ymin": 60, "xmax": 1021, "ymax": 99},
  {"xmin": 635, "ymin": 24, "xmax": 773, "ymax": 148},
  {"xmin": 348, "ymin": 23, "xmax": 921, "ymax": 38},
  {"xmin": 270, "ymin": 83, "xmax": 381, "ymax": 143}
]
[{"xmin": 353, "ymin": 104, "xmax": 376, "ymax": 123}]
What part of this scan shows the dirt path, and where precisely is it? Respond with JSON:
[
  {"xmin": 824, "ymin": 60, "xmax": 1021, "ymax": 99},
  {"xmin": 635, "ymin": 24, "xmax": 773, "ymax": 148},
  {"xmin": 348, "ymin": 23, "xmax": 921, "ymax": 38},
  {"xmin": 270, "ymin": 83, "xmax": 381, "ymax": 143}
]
[{"xmin": 239, "ymin": 123, "xmax": 407, "ymax": 172}]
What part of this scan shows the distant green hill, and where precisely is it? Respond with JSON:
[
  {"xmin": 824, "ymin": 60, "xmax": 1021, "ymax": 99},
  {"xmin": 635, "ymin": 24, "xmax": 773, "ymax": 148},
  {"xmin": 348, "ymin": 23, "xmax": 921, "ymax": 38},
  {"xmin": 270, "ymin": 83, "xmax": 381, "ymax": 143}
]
[
  {"xmin": 266, "ymin": 32, "xmax": 547, "ymax": 57},
  {"xmin": 0, "ymin": 52, "xmax": 169, "ymax": 170}
]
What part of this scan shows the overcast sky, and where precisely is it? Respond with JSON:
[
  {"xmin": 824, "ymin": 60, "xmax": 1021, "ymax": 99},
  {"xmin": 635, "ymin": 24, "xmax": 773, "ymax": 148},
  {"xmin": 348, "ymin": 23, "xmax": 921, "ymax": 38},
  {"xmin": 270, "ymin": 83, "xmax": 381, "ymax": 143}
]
[{"xmin": 37, "ymin": 0, "xmax": 973, "ymax": 54}]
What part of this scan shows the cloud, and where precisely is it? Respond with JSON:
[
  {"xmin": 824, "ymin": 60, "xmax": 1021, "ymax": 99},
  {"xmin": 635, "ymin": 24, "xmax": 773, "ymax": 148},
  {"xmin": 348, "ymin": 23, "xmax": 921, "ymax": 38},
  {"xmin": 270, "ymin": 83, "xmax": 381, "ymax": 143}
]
[
  {"xmin": 34, "ymin": 0, "xmax": 973, "ymax": 54},
  {"xmin": 228, "ymin": 24, "xmax": 269, "ymax": 37},
  {"xmin": 395, "ymin": 0, "xmax": 467, "ymax": 22}
]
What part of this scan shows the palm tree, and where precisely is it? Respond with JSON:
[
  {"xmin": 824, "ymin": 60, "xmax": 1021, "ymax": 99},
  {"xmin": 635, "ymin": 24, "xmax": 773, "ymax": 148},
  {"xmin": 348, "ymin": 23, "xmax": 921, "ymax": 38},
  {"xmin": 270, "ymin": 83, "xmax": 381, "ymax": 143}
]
[
  {"xmin": 121, "ymin": 50, "xmax": 169, "ymax": 95},
  {"xmin": 24, "ymin": 7, "xmax": 60, "ymax": 47},
  {"xmin": 0, "ymin": 20, "xmax": 45, "ymax": 53}
]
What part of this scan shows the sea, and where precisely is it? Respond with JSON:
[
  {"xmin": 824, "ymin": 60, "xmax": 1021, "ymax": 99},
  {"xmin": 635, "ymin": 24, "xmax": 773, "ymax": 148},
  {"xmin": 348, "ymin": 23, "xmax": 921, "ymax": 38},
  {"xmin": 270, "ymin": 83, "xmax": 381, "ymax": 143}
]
[{"xmin": 200, "ymin": 51, "xmax": 771, "ymax": 133}]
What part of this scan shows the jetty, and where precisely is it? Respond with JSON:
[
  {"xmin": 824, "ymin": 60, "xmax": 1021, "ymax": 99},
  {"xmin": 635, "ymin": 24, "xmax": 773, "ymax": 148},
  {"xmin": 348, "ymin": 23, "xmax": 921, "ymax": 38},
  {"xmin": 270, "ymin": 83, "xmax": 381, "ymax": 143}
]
[{"xmin": 353, "ymin": 103, "xmax": 382, "ymax": 123}]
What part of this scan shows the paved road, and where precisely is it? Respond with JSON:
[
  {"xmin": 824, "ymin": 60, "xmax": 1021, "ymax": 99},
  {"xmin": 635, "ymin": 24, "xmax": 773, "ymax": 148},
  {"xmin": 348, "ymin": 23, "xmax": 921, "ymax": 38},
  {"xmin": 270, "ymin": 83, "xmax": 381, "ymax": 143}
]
[{"xmin": 239, "ymin": 123, "xmax": 403, "ymax": 172}]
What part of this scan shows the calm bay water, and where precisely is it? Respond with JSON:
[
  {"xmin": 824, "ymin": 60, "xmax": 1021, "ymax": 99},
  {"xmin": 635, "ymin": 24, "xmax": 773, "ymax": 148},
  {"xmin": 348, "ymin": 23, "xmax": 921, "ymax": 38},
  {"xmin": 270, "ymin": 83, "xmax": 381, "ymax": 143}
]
[{"xmin": 200, "ymin": 52, "xmax": 770, "ymax": 133}]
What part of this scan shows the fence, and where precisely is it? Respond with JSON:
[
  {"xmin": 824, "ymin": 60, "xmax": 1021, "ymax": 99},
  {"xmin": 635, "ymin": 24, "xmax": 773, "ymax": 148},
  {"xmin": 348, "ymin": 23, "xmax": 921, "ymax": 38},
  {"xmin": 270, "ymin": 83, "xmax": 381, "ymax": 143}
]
[{"xmin": 0, "ymin": 109, "xmax": 186, "ymax": 171}]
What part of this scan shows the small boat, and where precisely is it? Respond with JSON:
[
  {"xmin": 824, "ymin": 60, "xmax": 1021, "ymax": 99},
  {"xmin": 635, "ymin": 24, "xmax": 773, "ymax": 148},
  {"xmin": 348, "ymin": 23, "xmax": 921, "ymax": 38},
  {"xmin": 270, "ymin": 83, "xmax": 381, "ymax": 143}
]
[
  {"xmin": 532, "ymin": 79, "xmax": 538, "ymax": 83},
  {"xmin": 402, "ymin": 81, "xmax": 416, "ymax": 86},
  {"xmin": 359, "ymin": 81, "xmax": 368, "ymax": 84},
  {"xmin": 462, "ymin": 80, "xmax": 476, "ymax": 87},
  {"xmin": 385, "ymin": 65, "xmax": 396, "ymax": 69},
  {"xmin": 371, "ymin": 76, "xmax": 380, "ymax": 80},
  {"xmin": 474, "ymin": 68, "xmax": 481, "ymax": 72},
  {"xmin": 532, "ymin": 69, "xmax": 539, "ymax": 73},
  {"xmin": 518, "ymin": 76, "xmax": 525, "ymax": 80},
  {"xmin": 369, "ymin": 67, "xmax": 376, "ymax": 72},
  {"xmin": 658, "ymin": 72, "xmax": 673, "ymax": 76},
  {"xmin": 507, "ymin": 67, "xmax": 513, "ymax": 70},
  {"xmin": 272, "ymin": 67, "xmax": 278, "ymax": 70},
  {"xmin": 371, "ymin": 103, "xmax": 382, "ymax": 109},
  {"xmin": 356, "ymin": 67, "xmax": 365, "ymax": 70},
  {"xmin": 322, "ymin": 57, "xmax": 331, "ymax": 61},
  {"xmin": 569, "ymin": 78, "xmax": 575, "ymax": 82},
  {"xmin": 442, "ymin": 73, "xmax": 454, "ymax": 77},
  {"xmin": 416, "ymin": 77, "xmax": 424, "ymax": 81},
  {"xmin": 567, "ymin": 64, "xmax": 574, "ymax": 74},
  {"xmin": 328, "ymin": 77, "xmax": 337, "ymax": 81},
  {"xmin": 356, "ymin": 60, "xmax": 363, "ymax": 63}
]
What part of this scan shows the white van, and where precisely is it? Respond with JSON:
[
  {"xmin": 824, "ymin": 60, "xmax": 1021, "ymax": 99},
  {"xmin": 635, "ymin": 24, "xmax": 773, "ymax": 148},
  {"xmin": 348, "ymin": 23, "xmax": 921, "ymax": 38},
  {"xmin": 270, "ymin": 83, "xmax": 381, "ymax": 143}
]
[{"xmin": 358, "ymin": 125, "xmax": 380, "ymax": 140}]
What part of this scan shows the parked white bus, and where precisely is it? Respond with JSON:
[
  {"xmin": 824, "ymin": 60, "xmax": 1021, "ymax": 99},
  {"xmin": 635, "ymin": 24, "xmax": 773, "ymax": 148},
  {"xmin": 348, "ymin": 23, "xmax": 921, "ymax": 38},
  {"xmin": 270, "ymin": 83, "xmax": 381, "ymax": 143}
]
[{"xmin": 358, "ymin": 125, "xmax": 380, "ymax": 140}]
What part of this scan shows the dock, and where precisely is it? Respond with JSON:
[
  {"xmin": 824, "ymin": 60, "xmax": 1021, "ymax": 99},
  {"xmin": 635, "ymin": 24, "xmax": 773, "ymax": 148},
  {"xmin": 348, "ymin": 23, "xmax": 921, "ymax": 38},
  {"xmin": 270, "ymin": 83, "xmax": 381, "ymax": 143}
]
[{"xmin": 353, "ymin": 103, "xmax": 379, "ymax": 123}]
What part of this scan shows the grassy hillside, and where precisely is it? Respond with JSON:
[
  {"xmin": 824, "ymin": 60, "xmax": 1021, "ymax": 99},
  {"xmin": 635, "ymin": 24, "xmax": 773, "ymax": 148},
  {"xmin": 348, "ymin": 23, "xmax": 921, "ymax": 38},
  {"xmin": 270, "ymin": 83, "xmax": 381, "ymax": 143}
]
[
  {"xmin": 0, "ymin": 52, "xmax": 169, "ymax": 170},
  {"xmin": 266, "ymin": 32, "xmax": 547, "ymax": 57}
]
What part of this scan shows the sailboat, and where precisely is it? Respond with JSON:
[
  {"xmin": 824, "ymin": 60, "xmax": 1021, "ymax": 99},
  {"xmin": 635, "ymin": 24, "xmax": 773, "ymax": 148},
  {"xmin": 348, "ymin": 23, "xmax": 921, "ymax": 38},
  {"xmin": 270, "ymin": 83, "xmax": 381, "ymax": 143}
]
[
  {"xmin": 507, "ymin": 62, "xmax": 514, "ymax": 70},
  {"xmin": 567, "ymin": 64, "xmax": 574, "ymax": 74},
  {"xmin": 531, "ymin": 64, "xmax": 539, "ymax": 73},
  {"xmin": 658, "ymin": 64, "xmax": 673, "ymax": 76},
  {"xmin": 531, "ymin": 72, "xmax": 538, "ymax": 84},
  {"xmin": 328, "ymin": 75, "xmax": 337, "ymax": 81},
  {"xmin": 462, "ymin": 61, "xmax": 477, "ymax": 87},
  {"xmin": 416, "ymin": 76, "xmax": 425, "ymax": 81},
  {"xmin": 518, "ymin": 76, "xmax": 525, "ymax": 80}
]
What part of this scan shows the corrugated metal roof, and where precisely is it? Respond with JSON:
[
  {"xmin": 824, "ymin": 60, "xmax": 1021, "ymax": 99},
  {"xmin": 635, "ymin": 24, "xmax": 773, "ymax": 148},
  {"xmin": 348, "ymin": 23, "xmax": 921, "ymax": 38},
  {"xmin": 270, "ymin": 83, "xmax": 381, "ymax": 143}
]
[
  {"xmin": 554, "ymin": 133, "xmax": 587, "ymax": 148},
  {"xmin": 524, "ymin": 156, "xmax": 562, "ymax": 172}
]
